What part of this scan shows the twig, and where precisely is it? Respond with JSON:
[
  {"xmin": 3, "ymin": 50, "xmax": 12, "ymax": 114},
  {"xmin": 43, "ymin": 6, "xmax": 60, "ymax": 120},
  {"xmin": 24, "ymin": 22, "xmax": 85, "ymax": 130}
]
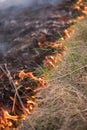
[
  {"xmin": 12, "ymin": 93, "xmax": 17, "ymax": 113},
  {"xmin": 0, "ymin": 64, "xmax": 27, "ymax": 115},
  {"xmin": 5, "ymin": 64, "xmax": 28, "ymax": 114}
]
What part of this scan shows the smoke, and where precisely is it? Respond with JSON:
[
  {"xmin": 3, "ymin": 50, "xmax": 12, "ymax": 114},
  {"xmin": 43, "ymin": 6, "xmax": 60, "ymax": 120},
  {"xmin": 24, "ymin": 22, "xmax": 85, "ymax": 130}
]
[{"xmin": 0, "ymin": 0, "xmax": 62, "ymax": 9}]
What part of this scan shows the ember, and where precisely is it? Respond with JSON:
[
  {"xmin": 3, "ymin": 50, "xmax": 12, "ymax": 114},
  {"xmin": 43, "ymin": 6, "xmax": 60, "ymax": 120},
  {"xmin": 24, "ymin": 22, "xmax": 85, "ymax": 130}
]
[{"xmin": 0, "ymin": 0, "xmax": 87, "ymax": 129}]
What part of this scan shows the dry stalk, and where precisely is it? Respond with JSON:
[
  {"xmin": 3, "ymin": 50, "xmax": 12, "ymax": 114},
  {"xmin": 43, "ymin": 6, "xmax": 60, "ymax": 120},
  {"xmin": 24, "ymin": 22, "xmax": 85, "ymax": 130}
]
[
  {"xmin": 0, "ymin": 64, "xmax": 28, "ymax": 115},
  {"xmin": 49, "ymin": 64, "xmax": 87, "ymax": 82}
]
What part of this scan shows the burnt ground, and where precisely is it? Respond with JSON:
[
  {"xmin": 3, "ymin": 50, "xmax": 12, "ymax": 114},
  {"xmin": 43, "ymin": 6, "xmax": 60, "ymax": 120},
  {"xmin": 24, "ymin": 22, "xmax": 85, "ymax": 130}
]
[
  {"xmin": 0, "ymin": 0, "xmax": 87, "ymax": 129},
  {"xmin": 0, "ymin": 0, "xmax": 84, "ymax": 72}
]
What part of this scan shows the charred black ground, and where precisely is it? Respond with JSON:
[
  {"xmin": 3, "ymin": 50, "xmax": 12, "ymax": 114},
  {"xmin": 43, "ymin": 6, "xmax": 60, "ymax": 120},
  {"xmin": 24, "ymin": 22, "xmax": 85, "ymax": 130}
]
[{"xmin": 0, "ymin": 0, "xmax": 83, "ymax": 72}]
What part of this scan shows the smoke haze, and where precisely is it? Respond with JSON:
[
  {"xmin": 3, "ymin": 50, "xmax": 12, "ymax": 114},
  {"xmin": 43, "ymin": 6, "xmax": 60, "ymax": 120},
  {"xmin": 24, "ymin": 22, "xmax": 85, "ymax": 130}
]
[{"xmin": 0, "ymin": 0, "xmax": 62, "ymax": 9}]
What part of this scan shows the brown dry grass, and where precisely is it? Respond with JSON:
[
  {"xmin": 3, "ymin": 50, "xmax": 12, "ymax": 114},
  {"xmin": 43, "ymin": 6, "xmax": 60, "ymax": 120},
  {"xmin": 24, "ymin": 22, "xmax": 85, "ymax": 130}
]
[{"xmin": 18, "ymin": 17, "xmax": 87, "ymax": 130}]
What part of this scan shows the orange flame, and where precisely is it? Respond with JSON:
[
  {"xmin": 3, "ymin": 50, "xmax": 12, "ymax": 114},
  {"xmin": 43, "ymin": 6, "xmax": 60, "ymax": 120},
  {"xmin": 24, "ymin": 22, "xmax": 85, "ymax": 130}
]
[
  {"xmin": 19, "ymin": 70, "xmax": 26, "ymax": 80},
  {"xmin": 18, "ymin": 70, "xmax": 47, "ymax": 88},
  {"xmin": 64, "ymin": 29, "xmax": 71, "ymax": 39},
  {"xmin": 64, "ymin": 27, "xmax": 75, "ymax": 40},
  {"xmin": 76, "ymin": 0, "xmax": 82, "ymax": 4},
  {"xmin": 43, "ymin": 56, "xmax": 55, "ymax": 68},
  {"xmin": 73, "ymin": 2, "xmax": 87, "ymax": 15},
  {"xmin": 0, "ymin": 109, "xmax": 17, "ymax": 129},
  {"xmin": 73, "ymin": 5, "xmax": 81, "ymax": 10},
  {"xmin": 38, "ymin": 42, "xmax": 42, "ymax": 48},
  {"xmin": 43, "ymin": 52, "xmax": 64, "ymax": 69},
  {"xmin": 0, "ymin": 0, "xmax": 87, "ymax": 129},
  {"xmin": 2, "ymin": 109, "xmax": 18, "ymax": 121},
  {"xmin": 26, "ymin": 100, "xmax": 38, "ymax": 112}
]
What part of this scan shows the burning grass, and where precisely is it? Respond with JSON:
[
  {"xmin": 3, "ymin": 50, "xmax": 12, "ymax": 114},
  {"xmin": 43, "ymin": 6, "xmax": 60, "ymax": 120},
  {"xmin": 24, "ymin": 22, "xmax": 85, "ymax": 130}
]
[{"xmin": 0, "ymin": 0, "xmax": 87, "ymax": 129}]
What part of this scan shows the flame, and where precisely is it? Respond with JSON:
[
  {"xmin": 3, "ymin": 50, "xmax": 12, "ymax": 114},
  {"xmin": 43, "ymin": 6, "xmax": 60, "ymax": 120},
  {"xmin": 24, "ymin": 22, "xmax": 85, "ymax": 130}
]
[
  {"xmin": 38, "ymin": 40, "xmax": 66, "ymax": 50},
  {"xmin": 80, "ymin": 4, "xmax": 87, "ymax": 11},
  {"xmin": 64, "ymin": 27, "xmax": 75, "ymax": 40},
  {"xmin": 20, "ymin": 114, "xmax": 26, "ymax": 120},
  {"xmin": 15, "ymin": 80, "xmax": 19, "ymax": 85},
  {"xmin": 82, "ymin": 9, "xmax": 87, "ymax": 15},
  {"xmin": 0, "ymin": 0, "xmax": 87, "ymax": 129},
  {"xmin": 0, "ymin": 109, "xmax": 16, "ymax": 129},
  {"xmin": 0, "ymin": 99, "xmax": 38, "ymax": 128},
  {"xmin": 43, "ymin": 56, "xmax": 55, "ymax": 68},
  {"xmin": 19, "ymin": 71, "xmax": 37, "ymax": 80},
  {"xmin": 18, "ymin": 70, "xmax": 47, "ymax": 88},
  {"xmin": 81, "ymin": 5, "xmax": 87, "ymax": 15},
  {"xmin": 73, "ymin": 2, "xmax": 87, "ymax": 16},
  {"xmin": 43, "ymin": 52, "xmax": 64, "ymax": 69},
  {"xmin": 73, "ymin": 5, "xmax": 81, "ymax": 10},
  {"xmin": 19, "ymin": 70, "xmax": 26, "ymax": 80},
  {"xmin": 26, "ymin": 100, "xmax": 37, "ymax": 109},
  {"xmin": 64, "ymin": 29, "xmax": 70, "ymax": 39},
  {"xmin": 42, "ymin": 42, "xmax": 67, "ymax": 68},
  {"xmin": 77, "ymin": 15, "xmax": 84, "ymax": 20},
  {"xmin": 38, "ymin": 42, "xmax": 42, "ymax": 48},
  {"xmin": 76, "ymin": 0, "xmax": 82, "ymax": 4},
  {"xmin": 0, "ymin": 70, "xmax": 40, "ymax": 129},
  {"xmin": 2, "ymin": 109, "xmax": 18, "ymax": 121}
]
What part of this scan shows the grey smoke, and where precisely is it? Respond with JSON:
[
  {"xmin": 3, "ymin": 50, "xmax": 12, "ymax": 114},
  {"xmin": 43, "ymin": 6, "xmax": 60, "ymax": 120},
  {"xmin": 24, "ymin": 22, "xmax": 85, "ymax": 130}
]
[
  {"xmin": 0, "ymin": 42, "xmax": 10, "ymax": 57},
  {"xmin": 0, "ymin": 0, "xmax": 62, "ymax": 9}
]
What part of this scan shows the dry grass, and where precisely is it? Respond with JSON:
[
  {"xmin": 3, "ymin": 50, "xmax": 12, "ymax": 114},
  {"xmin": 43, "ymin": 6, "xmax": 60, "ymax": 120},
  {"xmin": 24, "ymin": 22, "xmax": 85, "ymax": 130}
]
[{"xmin": 19, "ymin": 17, "xmax": 87, "ymax": 130}]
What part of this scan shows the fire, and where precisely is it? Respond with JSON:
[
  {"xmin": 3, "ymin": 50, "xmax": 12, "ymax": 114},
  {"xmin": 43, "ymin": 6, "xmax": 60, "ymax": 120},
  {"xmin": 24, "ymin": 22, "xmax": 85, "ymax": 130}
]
[
  {"xmin": 0, "ymin": 0, "xmax": 87, "ymax": 129},
  {"xmin": 73, "ymin": 5, "xmax": 81, "ymax": 10},
  {"xmin": 77, "ymin": 5, "xmax": 87, "ymax": 15},
  {"xmin": 43, "ymin": 56, "xmax": 55, "ymax": 68},
  {"xmin": 18, "ymin": 70, "xmax": 47, "ymax": 88},
  {"xmin": 81, "ymin": 5, "xmax": 87, "ymax": 15},
  {"xmin": 19, "ymin": 70, "xmax": 26, "ymax": 80},
  {"xmin": 64, "ymin": 29, "xmax": 71, "ymax": 39},
  {"xmin": 64, "ymin": 27, "xmax": 75, "ymax": 40},
  {"xmin": 80, "ymin": 5, "xmax": 87, "ymax": 11},
  {"xmin": 73, "ymin": 2, "xmax": 87, "ymax": 16},
  {"xmin": 43, "ymin": 52, "xmax": 64, "ymax": 69},
  {"xmin": 0, "ymin": 98, "xmax": 38, "ymax": 129},
  {"xmin": 38, "ymin": 42, "xmax": 42, "ymax": 48},
  {"xmin": 77, "ymin": 15, "xmax": 84, "ymax": 20},
  {"xmin": 15, "ymin": 80, "xmax": 19, "ymax": 85},
  {"xmin": 0, "ymin": 69, "xmax": 45, "ymax": 129},
  {"xmin": 26, "ymin": 100, "xmax": 38, "ymax": 112},
  {"xmin": 38, "ymin": 41, "xmax": 58, "ymax": 48},
  {"xmin": 2, "ymin": 109, "xmax": 18, "ymax": 121},
  {"xmin": 0, "ymin": 109, "xmax": 17, "ymax": 129},
  {"xmin": 76, "ymin": 0, "xmax": 82, "ymax": 4}
]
